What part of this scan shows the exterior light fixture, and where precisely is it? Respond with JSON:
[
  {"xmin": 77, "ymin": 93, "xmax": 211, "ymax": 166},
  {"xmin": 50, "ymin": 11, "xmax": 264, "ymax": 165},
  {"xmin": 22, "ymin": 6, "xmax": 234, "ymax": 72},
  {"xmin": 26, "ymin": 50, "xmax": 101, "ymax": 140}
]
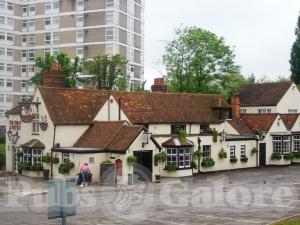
[{"xmin": 142, "ymin": 132, "xmax": 152, "ymax": 147}]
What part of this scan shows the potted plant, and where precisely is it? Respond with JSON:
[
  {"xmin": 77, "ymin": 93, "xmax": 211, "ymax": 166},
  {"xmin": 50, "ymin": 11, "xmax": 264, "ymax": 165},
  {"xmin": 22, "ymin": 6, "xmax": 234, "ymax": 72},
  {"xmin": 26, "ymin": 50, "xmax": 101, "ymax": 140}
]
[
  {"xmin": 191, "ymin": 161, "xmax": 197, "ymax": 170},
  {"xmin": 218, "ymin": 149, "xmax": 227, "ymax": 159},
  {"xmin": 178, "ymin": 129, "xmax": 187, "ymax": 141},
  {"xmin": 283, "ymin": 153, "xmax": 294, "ymax": 160},
  {"xmin": 127, "ymin": 156, "xmax": 137, "ymax": 185},
  {"xmin": 50, "ymin": 157, "xmax": 59, "ymax": 164},
  {"xmin": 166, "ymin": 163, "xmax": 177, "ymax": 172},
  {"xmin": 294, "ymin": 151, "xmax": 300, "ymax": 159},
  {"xmin": 271, "ymin": 153, "xmax": 282, "ymax": 160},
  {"xmin": 58, "ymin": 161, "xmax": 75, "ymax": 174},
  {"xmin": 251, "ymin": 147, "xmax": 258, "ymax": 155},
  {"xmin": 255, "ymin": 130, "xmax": 263, "ymax": 140},
  {"xmin": 42, "ymin": 155, "xmax": 51, "ymax": 163},
  {"xmin": 230, "ymin": 156, "xmax": 238, "ymax": 163},
  {"xmin": 193, "ymin": 149, "xmax": 202, "ymax": 173},
  {"xmin": 209, "ymin": 128, "xmax": 218, "ymax": 143},
  {"xmin": 240, "ymin": 155, "xmax": 248, "ymax": 163},
  {"xmin": 154, "ymin": 151, "xmax": 166, "ymax": 182},
  {"xmin": 201, "ymin": 157, "xmax": 215, "ymax": 168}
]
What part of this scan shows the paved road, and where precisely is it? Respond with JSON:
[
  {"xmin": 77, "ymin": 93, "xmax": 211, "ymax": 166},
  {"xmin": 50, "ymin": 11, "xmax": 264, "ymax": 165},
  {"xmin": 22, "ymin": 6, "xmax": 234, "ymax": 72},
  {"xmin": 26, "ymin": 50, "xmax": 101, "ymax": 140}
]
[{"xmin": 1, "ymin": 166, "xmax": 300, "ymax": 225}]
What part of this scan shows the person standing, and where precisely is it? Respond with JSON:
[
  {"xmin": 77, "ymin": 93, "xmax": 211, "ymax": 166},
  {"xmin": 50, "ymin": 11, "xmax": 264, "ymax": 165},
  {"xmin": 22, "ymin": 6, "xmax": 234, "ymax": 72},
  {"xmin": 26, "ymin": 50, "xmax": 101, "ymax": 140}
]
[{"xmin": 80, "ymin": 162, "xmax": 90, "ymax": 187}]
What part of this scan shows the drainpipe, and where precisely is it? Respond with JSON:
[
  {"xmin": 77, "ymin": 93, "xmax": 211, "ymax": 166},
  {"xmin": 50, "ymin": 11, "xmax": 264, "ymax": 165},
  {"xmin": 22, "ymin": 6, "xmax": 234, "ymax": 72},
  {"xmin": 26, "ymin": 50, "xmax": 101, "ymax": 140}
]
[
  {"xmin": 256, "ymin": 139, "xmax": 259, "ymax": 168},
  {"xmin": 51, "ymin": 125, "xmax": 56, "ymax": 179},
  {"xmin": 118, "ymin": 97, "xmax": 121, "ymax": 121}
]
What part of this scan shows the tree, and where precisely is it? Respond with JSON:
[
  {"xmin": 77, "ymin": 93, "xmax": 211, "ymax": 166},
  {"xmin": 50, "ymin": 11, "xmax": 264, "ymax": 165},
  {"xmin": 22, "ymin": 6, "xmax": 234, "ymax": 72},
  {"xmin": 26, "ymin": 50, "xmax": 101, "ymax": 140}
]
[
  {"xmin": 30, "ymin": 53, "xmax": 82, "ymax": 88},
  {"xmin": 290, "ymin": 13, "xmax": 300, "ymax": 85},
  {"xmin": 83, "ymin": 54, "xmax": 128, "ymax": 90},
  {"xmin": 163, "ymin": 27, "xmax": 240, "ymax": 93}
]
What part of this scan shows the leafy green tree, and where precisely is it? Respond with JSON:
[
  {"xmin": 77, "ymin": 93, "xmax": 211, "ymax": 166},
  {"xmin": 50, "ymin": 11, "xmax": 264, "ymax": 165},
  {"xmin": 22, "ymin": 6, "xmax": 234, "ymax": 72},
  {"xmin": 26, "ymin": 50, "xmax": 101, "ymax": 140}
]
[
  {"xmin": 83, "ymin": 54, "xmax": 128, "ymax": 90},
  {"xmin": 163, "ymin": 27, "xmax": 240, "ymax": 93},
  {"xmin": 291, "ymin": 13, "xmax": 300, "ymax": 85},
  {"xmin": 30, "ymin": 53, "xmax": 82, "ymax": 88},
  {"xmin": 132, "ymin": 81, "xmax": 147, "ymax": 92}
]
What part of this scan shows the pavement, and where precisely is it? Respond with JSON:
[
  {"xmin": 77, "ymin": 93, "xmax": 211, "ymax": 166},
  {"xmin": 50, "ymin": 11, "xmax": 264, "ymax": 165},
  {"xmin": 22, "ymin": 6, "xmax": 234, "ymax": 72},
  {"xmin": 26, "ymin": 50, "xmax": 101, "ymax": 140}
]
[{"xmin": 1, "ymin": 165, "xmax": 300, "ymax": 225}]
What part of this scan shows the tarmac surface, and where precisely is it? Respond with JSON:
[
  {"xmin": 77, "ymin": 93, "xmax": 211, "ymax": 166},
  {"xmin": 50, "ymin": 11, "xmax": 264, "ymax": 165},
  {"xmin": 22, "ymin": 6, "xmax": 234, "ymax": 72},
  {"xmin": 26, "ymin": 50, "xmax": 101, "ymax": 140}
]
[{"xmin": 1, "ymin": 165, "xmax": 300, "ymax": 225}]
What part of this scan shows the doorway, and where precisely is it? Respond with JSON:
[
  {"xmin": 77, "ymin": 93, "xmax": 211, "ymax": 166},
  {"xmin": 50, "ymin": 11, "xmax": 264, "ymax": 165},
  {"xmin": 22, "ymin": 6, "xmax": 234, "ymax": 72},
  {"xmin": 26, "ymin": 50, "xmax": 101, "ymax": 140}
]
[
  {"xmin": 133, "ymin": 150, "xmax": 153, "ymax": 183},
  {"xmin": 259, "ymin": 143, "xmax": 266, "ymax": 167}
]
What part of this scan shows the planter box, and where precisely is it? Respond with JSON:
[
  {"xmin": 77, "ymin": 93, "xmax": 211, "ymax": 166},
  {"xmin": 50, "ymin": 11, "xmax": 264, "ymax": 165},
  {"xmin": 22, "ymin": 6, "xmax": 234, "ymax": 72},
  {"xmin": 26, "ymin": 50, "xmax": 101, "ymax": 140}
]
[{"xmin": 22, "ymin": 170, "xmax": 43, "ymax": 178}]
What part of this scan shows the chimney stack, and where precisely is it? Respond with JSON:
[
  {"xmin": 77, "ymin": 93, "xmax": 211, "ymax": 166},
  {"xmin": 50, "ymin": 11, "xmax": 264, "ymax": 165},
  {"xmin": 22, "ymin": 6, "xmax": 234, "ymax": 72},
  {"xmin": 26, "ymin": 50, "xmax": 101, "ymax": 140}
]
[
  {"xmin": 42, "ymin": 62, "xmax": 65, "ymax": 88},
  {"xmin": 151, "ymin": 78, "xmax": 167, "ymax": 93},
  {"xmin": 231, "ymin": 92, "xmax": 240, "ymax": 119}
]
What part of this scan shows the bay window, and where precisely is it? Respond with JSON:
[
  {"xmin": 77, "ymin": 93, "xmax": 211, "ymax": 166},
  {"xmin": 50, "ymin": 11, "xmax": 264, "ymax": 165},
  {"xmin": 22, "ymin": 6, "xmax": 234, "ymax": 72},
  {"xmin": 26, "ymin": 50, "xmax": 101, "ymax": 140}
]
[
  {"xmin": 166, "ymin": 147, "xmax": 191, "ymax": 169},
  {"xmin": 294, "ymin": 135, "xmax": 300, "ymax": 152},
  {"xmin": 272, "ymin": 136, "xmax": 292, "ymax": 155},
  {"xmin": 23, "ymin": 148, "xmax": 42, "ymax": 166}
]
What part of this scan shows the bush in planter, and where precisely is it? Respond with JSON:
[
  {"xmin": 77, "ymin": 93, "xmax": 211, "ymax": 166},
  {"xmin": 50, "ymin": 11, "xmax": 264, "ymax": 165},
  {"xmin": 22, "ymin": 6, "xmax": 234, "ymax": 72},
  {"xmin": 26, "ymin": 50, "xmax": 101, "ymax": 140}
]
[
  {"xmin": 50, "ymin": 157, "xmax": 59, "ymax": 164},
  {"xmin": 294, "ymin": 151, "xmax": 300, "ymax": 159},
  {"xmin": 154, "ymin": 151, "xmax": 167, "ymax": 164},
  {"xmin": 31, "ymin": 164, "xmax": 43, "ymax": 171},
  {"xmin": 127, "ymin": 156, "xmax": 137, "ymax": 167},
  {"xmin": 251, "ymin": 147, "xmax": 258, "ymax": 155},
  {"xmin": 58, "ymin": 161, "xmax": 75, "ymax": 174},
  {"xmin": 271, "ymin": 154, "xmax": 282, "ymax": 160},
  {"xmin": 283, "ymin": 153, "xmax": 294, "ymax": 160},
  {"xmin": 166, "ymin": 163, "xmax": 177, "ymax": 172},
  {"xmin": 230, "ymin": 156, "xmax": 238, "ymax": 163},
  {"xmin": 191, "ymin": 161, "xmax": 197, "ymax": 170},
  {"xmin": 240, "ymin": 156, "xmax": 248, "ymax": 163},
  {"xmin": 209, "ymin": 128, "xmax": 218, "ymax": 143},
  {"xmin": 42, "ymin": 155, "xmax": 51, "ymax": 163},
  {"xmin": 201, "ymin": 157, "xmax": 215, "ymax": 167},
  {"xmin": 218, "ymin": 149, "xmax": 227, "ymax": 159}
]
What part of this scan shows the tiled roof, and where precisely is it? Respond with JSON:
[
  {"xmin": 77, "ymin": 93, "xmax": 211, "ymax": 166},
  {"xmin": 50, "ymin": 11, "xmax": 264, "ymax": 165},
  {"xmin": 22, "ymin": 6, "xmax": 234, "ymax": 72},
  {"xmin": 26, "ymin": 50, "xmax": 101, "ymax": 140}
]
[
  {"xmin": 240, "ymin": 114, "xmax": 278, "ymax": 132},
  {"xmin": 39, "ymin": 87, "xmax": 109, "ymax": 125},
  {"xmin": 74, "ymin": 121, "xmax": 126, "ymax": 148},
  {"xmin": 105, "ymin": 125, "xmax": 144, "ymax": 152},
  {"xmin": 113, "ymin": 92, "xmax": 230, "ymax": 124},
  {"xmin": 227, "ymin": 118, "xmax": 253, "ymax": 135},
  {"xmin": 240, "ymin": 82, "xmax": 292, "ymax": 107},
  {"xmin": 280, "ymin": 114, "xmax": 299, "ymax": 130},
  {"xmin": 22, "ymin": 139, "xmax": 45, "ymax": 148},
  {"xmin": 74, "ymin": 121, "xmax": 144, "ymax": 153},
  {"xmin": 6, "ymin": 97, "xmax": 33, "ymax": 115},
  {"xmin": 162, "ymin": 137, "xmax": 194, "ymax": 147}
]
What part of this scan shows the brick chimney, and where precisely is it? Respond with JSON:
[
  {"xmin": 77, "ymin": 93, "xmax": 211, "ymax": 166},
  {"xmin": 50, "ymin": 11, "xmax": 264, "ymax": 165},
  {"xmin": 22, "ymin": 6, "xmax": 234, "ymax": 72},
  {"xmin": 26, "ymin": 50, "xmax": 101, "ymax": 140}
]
[
  {"xmin": 42, "ymin": 62, "xmax": 65, "ymax": 88},
  {"xmin": 151, "ymin": 78, "xmax": 167, "ymax": 93},
  {"xmin": 231, "ymin": 92, "xmax": 240, "ymax": 119}
]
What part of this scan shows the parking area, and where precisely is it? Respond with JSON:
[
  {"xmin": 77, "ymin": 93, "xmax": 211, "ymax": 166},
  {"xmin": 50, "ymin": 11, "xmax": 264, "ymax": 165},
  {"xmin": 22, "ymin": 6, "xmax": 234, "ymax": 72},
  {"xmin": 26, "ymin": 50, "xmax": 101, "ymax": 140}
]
[{"xmin": 1, "ymin": 165, "xmax": 300, "ymax": 225}]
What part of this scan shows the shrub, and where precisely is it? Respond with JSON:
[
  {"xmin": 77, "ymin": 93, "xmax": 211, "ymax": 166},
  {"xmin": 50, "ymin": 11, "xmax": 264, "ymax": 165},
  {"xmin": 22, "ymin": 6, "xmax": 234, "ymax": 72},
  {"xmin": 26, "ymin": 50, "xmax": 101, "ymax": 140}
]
[
  {"xmin": 230, "ymin": 156, "xmax": 238, "ymax": 163},
  {"xmin": 271, "ymin": 154, "xmax": 282, "ymax": 160},
  {"xmin": 127, "ymin": 156, "xmax": 137, "ymax": 167},
  {"xmin": 58, "ymin": 161, "xmax": 75, "ymax": 174},
  {"xmin": 209, "ymin": 128, "xmax": 218, "ymax": 143},
  {"xmin": 42, "ymin": 155, "xmax": 51, "ymax": 163},
  {"xmin": 218, "ymin": 149, "xmax": 227, "ymax": 159},
  {"xmin": 201, "ymin": 157, "xmax": 215, "ymax": 168},
  {"xmin": 50, "ymin": 157, "xmax": 59, "ymax": 164},
  {"xmin": 191, "ymin": 161, "xmax": 197, "ymax": 170},
  {"xmin": 240, "ymin": 156, "xmax": 248, "ymax": 163},
  {"xmin": 251, "ymin": 147, "xmax": 258, "ymax": 155},
  {"xmin": 154, "ymin": 151, "xmax": 167, "ymax": 164},
  {"xmin": 193, "ymin": 150, "xmax": 202, "ymax": 160},
  {"xmin": 166, "ymin": 163, "xmax": 177, "ymax": 172},
  {"xmin": 283, "ymin": 153, "xmax": 294, "ymax": 160},
  {"xmin": 178, "ymin": 129, "xmax": 187, "ymax": 141},
  {"xmin": 294, "ymin": 151, "xmax": 300, "ymax": 159}
]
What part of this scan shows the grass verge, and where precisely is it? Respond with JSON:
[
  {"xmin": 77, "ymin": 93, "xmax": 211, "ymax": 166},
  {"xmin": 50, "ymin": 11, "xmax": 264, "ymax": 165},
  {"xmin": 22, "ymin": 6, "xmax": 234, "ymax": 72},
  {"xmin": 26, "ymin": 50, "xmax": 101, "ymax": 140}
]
[{"xmin": 272, "ymin": 215, "xmax": 300, "ymax": 225}]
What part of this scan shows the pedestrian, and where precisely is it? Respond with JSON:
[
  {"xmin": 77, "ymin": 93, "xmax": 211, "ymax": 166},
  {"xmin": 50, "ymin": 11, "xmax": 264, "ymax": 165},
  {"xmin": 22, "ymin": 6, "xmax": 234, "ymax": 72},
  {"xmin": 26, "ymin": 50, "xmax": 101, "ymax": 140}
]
[{"xmin": 80, "ymin": 162, "xmax": 90, "ymax": 187}]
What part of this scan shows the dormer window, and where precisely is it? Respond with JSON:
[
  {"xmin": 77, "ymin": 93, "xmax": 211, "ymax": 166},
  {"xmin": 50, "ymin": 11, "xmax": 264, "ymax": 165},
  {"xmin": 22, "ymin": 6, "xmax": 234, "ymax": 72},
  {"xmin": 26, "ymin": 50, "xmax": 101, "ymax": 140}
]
[{"xmin": 171, "ymin": 124, "xmax": 186, "ymax": 134}]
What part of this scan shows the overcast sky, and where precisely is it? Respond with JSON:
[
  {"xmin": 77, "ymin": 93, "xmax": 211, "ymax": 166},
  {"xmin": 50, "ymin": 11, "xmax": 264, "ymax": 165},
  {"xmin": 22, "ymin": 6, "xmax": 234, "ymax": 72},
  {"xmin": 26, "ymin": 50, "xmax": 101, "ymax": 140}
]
[{"xmin": 144, "ymin": 0, "xmax": 300, "ymax": 88}]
